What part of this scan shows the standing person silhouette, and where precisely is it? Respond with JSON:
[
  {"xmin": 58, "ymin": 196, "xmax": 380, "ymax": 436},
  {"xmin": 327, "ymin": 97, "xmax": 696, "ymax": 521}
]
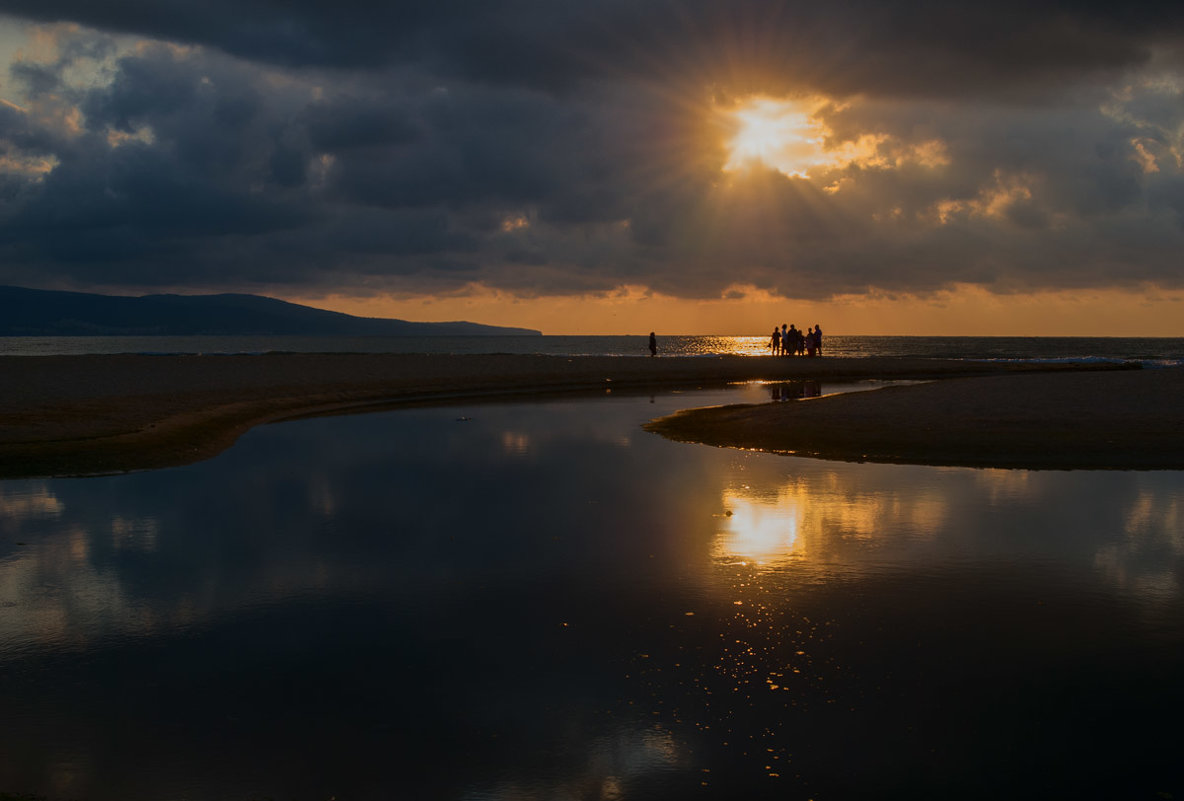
[
  {"xmin": 814, "ymin": 324, "xmax": 823, "ymax": 356},
  {"xmin": 649, "ymin": 331, "xmax": 657, "ymax": 357},
  {"xmin": 771, "ymin": 327, "xmax": 781, "ymax": 356}
]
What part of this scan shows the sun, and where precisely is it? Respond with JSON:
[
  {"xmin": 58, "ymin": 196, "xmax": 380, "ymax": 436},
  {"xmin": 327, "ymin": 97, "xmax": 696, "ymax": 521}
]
[{"xmin": 721, "ymin": 96, "xmax": 836, "ymax": 178}]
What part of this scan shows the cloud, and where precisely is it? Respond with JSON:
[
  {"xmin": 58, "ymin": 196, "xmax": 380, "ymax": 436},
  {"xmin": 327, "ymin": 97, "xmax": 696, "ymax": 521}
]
[
  {"xmin": 8, "ymin": 1, "xmax": 1183, "ymax": 96},
  {"xmin": 0, "ymin": 2, "xmax": 1183, "ymax": 303}
]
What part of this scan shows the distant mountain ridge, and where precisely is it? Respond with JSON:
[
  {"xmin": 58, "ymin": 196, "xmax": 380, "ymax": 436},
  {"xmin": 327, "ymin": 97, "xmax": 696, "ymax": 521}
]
[{"xmin": 0, "ymin": 286, "xmax": 541, "ymax": 337}]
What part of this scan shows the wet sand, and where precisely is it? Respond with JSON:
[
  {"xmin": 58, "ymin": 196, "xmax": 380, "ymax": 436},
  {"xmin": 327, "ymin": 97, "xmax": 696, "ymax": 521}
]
[
  {"xmin": 647, "ymin": 365, "xmax": 1184, "ymax": 470},
  {"xmin": 0, "ymin": 353, "xmax": 1167, "ymax": 477}
]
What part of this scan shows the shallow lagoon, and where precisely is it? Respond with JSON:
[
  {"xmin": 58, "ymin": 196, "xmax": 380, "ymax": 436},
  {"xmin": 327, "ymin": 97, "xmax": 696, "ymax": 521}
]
[{"xmin": 1, "ymin": 383, "xmax": 1182, "ymax": 800}]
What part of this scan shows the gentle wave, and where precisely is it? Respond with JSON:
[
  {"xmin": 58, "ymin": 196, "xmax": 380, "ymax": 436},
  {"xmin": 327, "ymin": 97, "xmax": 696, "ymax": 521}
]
[
  {"xmin": 974, "ymin": 355, "xmax": 1184, "ymax": 369},
  {"xmin": 1, "ymin": 333, "xmax": 1182, "ymax": 367}
]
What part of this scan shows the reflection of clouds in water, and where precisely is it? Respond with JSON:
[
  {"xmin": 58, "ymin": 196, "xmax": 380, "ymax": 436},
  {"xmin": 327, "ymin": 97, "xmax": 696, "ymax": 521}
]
[
  {"xmin": 0, "ymin": 482, "xmax": 63, "ymax": 530},
  {"xmin": 0, "ymin": 523, "xmax": 154, "ymax": 651},
  {"xmin": 498, "ymin": 425, "xmax": 632, "ymax": 457},
  {"xmin": 0, "ymin": 515, "xmax": 346, "ymax": 651},
  {"xmin": 1124, "ymin": 489, "xmax": 1182, "ymax": 539},
  {"xmin": 809, "ymin": 472, "xmax": 948, "ymax": 541},
  {"xmin": 474, "ymin": 726, "xmax": 680, "ymax": 800},
  {"xmin": 501, "ymin": 430, "xmax": 532, "ymax": 455},
  {"xmin": 0, "ymin": 483, "xmax": 169, "ymax": 651},
  {"xmin": 1096, "ymin": 487, "xmax": 1184, "ymax": 605},
  {"xmin": 110, "ymin": 515, "xmax": 159, "ymax": 551},
  {"xmin": 716, "ymin": 473, "xmax": 948, "ymax": 567},
  {"xmin": 970, "ymin": 467, "xmax": 1036, "ymax": 503},
  {"xmin": 307, "ymin": 473, "xmax": 338, "ymax": 518},
  {"xmin": 0, "ymin": 475, "xmax": 346, "ymax": 653}
]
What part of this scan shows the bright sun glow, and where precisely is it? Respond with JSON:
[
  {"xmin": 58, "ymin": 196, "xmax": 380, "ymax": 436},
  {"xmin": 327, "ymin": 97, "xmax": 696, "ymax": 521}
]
[
  {"xmin": 716, "ymin": 489, "xmax": 802, "ymax": 565},
  {"xmin": 722, "ymin": 96, "xmax": 855, "ymax": 178}
]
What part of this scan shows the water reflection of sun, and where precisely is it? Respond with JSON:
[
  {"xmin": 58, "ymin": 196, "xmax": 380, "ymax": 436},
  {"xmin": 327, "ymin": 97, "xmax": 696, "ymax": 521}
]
[
  {"xmin": 715, "ymin": 488, "xmax": 802, "ymax": 565},
  {"xmin": 714, "ymin": 478, "xmax": 949, "ymax": 568}
]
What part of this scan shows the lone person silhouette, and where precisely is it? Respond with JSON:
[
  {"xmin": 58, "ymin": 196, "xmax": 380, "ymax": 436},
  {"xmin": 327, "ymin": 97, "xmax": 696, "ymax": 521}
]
[{"xmin": 649, "ymin": 331, "xmax": 657, "ymax": 357}]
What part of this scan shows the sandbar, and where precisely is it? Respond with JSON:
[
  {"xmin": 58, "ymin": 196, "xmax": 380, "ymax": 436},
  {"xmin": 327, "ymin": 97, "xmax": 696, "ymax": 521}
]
[
  {"xmin": 647, "ymin": 365, "xmax": 1184, "ymax": 470},
  {"xmin": 0, "ymin": 353, "xmax": 1169, "ymax": 478}
]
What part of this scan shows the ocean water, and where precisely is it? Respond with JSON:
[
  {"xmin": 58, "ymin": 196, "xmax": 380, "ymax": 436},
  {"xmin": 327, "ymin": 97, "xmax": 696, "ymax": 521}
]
[
  {"xmin": 1, "ymin": 333, "xmax": 1183, "ymax": 367},
  {"xmin": 1, "ymin": 385, "xmax": 1181, "ymax": 800}
]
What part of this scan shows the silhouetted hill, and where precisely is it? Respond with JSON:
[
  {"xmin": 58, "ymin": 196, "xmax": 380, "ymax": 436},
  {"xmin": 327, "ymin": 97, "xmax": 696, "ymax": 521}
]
[{"xmin": 0, "ymin": 287, "xmax": 541, "ymax": 337}]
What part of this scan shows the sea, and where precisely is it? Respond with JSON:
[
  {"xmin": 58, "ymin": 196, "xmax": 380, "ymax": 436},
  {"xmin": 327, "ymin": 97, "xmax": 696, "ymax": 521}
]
[{"xmin": 2, "ymin": 333, "xmax": 1183, "ymax": 367}]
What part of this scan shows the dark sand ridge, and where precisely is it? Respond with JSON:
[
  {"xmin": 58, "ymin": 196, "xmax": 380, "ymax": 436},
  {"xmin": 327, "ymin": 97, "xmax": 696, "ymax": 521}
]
[
  {"xmin": 648, "ymin": 365, "xmax": 1184, "ymax": 470},
  {"xmin": 0, "ymin": 353, "xmax": 1167, "ymax": 478}
]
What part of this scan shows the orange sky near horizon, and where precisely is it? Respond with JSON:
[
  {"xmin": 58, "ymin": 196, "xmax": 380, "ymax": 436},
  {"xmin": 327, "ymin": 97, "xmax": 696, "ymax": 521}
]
[
  {"xmin": 282, "ymin": 95, "xmax": 1183, "ymax": 338},
  {"xmin": 286, "ymin": 283, "xmax": 1184, "ymax": 337}
]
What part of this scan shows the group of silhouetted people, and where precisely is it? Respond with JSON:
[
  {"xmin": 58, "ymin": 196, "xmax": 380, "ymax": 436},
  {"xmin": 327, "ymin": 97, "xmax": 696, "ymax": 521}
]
[
  {"xmin": 770, "ymin": 323, "xmax": 822, "ymax": 357},
  {"xmin": 645, "ymin": 328, "xmax": 823, "ymax": 357}
]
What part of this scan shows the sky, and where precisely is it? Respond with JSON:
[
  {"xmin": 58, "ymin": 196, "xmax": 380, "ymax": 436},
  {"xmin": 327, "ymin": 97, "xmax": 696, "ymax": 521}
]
[{"xmin": 0, "ymin": 1, "xmax": 1183, "ymax": 335}]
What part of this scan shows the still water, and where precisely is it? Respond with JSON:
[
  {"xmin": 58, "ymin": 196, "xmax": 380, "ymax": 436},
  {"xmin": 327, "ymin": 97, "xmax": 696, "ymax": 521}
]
[{"xmin": 1, "ymin": 383, "xmax": 1182, "ymax": 800}]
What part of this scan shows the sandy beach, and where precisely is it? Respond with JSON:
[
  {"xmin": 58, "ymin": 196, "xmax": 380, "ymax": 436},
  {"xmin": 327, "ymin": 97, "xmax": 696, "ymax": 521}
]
[{"xmin": 0, "ymin": 352, "xmax": 1174, "ymax": 477}]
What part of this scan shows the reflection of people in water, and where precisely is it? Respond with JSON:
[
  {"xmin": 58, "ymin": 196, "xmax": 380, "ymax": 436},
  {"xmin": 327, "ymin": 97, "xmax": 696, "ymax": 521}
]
[
  {"xmin": 649, "ymin": 331, "xmax": 657, "ymax": 357},
  {"xmin": 769, "ymin": 383, "xmax": 794, "ymax": 401},
  {"xmin": 768, "ymin": 380, "xmax": 823, "ymax": 401}
]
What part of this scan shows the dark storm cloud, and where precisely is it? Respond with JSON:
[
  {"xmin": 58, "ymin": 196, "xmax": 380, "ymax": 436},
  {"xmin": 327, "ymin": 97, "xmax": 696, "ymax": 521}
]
[
  {"xmin": 6, "ymin": 0, "xmax": 1183, "ymax": 94},
  {"xmin": 319, "ymin": 85, "xmax": 586, "ymax": 208},
  {"xmin": 1, "ymin": 0, "xmax": 1183, "ymax": 299}
]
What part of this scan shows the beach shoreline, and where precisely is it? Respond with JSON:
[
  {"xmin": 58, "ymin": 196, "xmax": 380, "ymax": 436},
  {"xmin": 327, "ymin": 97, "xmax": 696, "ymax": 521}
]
[{"xmin": 0, "ymin": 353, "xmax": 1163, "ymax": 478}]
